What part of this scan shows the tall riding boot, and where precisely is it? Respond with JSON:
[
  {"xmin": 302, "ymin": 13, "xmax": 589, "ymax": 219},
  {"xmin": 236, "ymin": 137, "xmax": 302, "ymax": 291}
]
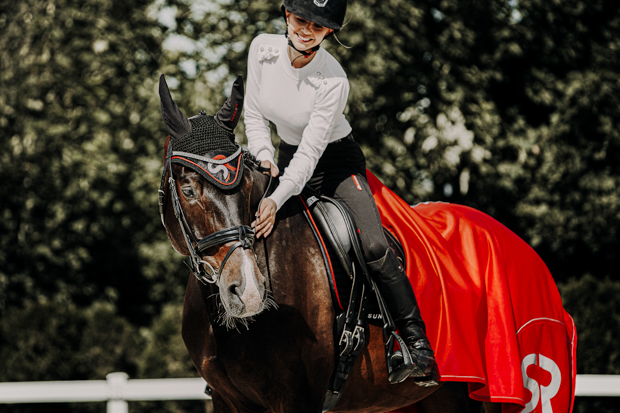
[{"xmin": 367, "ymin": 248, "xmax": 438, "ymax": 385}]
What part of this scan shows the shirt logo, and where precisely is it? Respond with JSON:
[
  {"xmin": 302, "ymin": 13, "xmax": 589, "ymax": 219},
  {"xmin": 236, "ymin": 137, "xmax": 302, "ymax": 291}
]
[
  {"xmin": 314, "ymin": 0, "xmax": 328, "ymax": 7},
  {"xmin": 306, "ymin": 196, "xmax": 319, "ymax": 207}
]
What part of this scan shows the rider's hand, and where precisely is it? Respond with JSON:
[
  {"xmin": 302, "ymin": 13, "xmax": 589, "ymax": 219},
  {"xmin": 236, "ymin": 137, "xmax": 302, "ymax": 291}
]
[
  {"xmin": 260, "ymin": 160, "xmax": 279, "ymax": 178},
  {"xmin": 252, "ymin": 198, "xmax": 277, "ymax": 239}
]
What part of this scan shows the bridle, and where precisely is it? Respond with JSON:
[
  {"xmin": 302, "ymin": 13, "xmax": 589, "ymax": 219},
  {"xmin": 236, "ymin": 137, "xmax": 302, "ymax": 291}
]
[{"xmin": 158, "ymin": 139, "xmax": 271, "ymax": 285}]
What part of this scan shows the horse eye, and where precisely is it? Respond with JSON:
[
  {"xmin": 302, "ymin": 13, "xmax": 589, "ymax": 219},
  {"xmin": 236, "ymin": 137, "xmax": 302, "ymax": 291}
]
[{"xmin": 181, "ymin": 186, "xmax": 197, "ymax": 199}]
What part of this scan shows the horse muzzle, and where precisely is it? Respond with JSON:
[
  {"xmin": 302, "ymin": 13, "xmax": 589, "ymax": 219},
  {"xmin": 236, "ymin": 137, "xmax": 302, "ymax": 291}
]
[{"xmin": 218, "ymin": 250, "xmax": 267, "ymax": 318}]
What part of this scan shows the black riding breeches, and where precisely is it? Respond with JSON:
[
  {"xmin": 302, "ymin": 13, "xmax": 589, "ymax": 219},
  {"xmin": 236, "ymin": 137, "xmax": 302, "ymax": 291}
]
[{"xmin": 277, "ymin": 135, "xmax": 389, "ymax": 263}]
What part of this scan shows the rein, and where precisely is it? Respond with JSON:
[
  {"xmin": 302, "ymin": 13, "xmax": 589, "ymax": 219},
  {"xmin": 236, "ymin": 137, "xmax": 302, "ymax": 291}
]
[{"xmin": 158, "ymin": 139, "xmax": 271, "ymax": 285}]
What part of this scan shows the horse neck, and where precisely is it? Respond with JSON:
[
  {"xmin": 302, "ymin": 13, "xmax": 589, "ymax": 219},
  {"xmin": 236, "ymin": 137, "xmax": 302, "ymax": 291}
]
[{"xmin": 252, "ymin": 184, "xmax": 334, "ymax": 314}]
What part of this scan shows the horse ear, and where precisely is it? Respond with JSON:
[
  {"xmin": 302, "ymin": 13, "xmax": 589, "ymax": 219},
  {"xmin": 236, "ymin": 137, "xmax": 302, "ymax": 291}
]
[
  {"xmin": 215, "ymin": 74, "xmax": 244, "ymax": 133},
  {"xmin": 159, "ymin": 74, "xmax": 191, "ymax": 140}
]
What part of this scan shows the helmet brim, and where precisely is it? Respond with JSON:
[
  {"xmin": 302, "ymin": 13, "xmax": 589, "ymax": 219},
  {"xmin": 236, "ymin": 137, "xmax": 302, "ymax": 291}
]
[{"xmin": 283, "ymin": 1, "xmax": 343, "ymax": 30}]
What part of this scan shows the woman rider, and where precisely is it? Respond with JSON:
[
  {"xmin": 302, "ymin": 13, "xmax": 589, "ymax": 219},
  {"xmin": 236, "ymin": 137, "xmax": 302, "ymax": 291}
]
[{"xmin": 245, "ymin": 0, "xmax": 437, "ymax": 385}]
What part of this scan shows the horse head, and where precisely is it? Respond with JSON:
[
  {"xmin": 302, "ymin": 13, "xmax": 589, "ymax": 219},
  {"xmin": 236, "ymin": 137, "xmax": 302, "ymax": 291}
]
[{"xmin": 158, "ymin": 74, "xmax": 274, "ymax": 328}]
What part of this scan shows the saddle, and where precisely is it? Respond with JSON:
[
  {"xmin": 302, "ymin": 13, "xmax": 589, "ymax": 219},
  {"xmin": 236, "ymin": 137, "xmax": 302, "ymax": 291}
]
[
  {"xmin": 304, "ymin": 193, "xmax": 406, "ymax": 314},
  {"xmin": 298, "ymin": 190, "xmax": 413, "ymax": 412}
]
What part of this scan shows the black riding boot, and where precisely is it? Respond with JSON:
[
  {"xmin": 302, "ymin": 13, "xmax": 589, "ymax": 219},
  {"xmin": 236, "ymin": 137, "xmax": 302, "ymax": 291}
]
[{"xmin": 367, "ymin": 248, "xmax": 438, "ymax": 386}]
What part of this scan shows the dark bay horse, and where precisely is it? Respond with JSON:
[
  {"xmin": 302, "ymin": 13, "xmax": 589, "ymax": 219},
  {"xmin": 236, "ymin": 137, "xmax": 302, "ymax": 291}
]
[{"xmin": 158, "ymin": 75, "xmax": 500, "ymax": 413}]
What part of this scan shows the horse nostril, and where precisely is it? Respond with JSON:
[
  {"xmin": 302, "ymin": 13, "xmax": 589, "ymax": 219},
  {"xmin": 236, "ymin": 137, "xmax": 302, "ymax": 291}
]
[{"xmin": 228, "ymin": 283, "xmax": 242, "ymax": 298}]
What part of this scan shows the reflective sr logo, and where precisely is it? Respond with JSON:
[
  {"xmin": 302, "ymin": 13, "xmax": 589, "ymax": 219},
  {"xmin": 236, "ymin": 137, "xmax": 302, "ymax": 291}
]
[{"xmin": 521, "ymin": 354, "xmax": 561, "ymax": 413}]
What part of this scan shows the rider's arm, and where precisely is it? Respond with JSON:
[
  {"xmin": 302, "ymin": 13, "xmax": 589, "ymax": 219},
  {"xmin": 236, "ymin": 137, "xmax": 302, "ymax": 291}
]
[{"xmin": 245, "ymin": 36, "xmax": 277, "ymax": 167}]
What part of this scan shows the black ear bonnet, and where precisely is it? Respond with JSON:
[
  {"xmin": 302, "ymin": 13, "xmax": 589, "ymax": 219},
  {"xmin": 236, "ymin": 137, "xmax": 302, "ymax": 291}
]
[
  {"xmin": 170, "ymin": 114, "xmax": 244, "ymax": 190},
  {"xmin": 160, "ymin": 74, "xmax": 245, "ymax": 190}
]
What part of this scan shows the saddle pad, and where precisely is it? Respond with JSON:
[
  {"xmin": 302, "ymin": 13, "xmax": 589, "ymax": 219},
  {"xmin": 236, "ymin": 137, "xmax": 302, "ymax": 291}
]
[{"xmin": 365, "ymin": 171, "xmax": 577, "ymax": 413}]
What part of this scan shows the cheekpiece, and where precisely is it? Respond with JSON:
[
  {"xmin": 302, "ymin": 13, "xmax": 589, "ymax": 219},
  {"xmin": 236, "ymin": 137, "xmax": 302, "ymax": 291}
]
[{"xmin": 170, "ymin": 114, "xmax": 244, "ymax": 190}]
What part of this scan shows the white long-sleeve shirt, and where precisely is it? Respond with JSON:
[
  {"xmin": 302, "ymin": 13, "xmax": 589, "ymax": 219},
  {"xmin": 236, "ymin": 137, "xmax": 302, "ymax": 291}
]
[{"xmin": 244, "ymin": 33, "xmax": 352, "ymax": 210}]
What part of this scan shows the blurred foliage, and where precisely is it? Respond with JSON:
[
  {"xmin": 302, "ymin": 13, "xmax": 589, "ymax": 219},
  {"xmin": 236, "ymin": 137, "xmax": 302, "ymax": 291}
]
[
  {"xmin": 559, "ymin": 275, "xmax": 620, "ymax": 376},
  {"xmin": 133, "ymin": 304, "xmax": 207, "ymax": 413},
  {"xmin": 1, "ymin": 0, "xmax": 620, "ymax": 412},
  {"xmin": 0, "ymin": 0, "xmax": 186, "ymax": 324},
  {"xmin": 0, "ymin": 302, "xmax": 141, "ymax": 383},
  {"xmin": 0, "ymin": 301, "xmax": 205, "ymax": 413},
  {"xmin": 559, "ymin": 275, "xmax": 620, "ymax": 413}
]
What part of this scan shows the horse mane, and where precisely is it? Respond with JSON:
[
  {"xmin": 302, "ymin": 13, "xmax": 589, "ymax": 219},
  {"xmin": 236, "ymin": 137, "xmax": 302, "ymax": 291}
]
[{"xmin": 241, "ymin": 148, "xmax": 262, "ymax": 170}]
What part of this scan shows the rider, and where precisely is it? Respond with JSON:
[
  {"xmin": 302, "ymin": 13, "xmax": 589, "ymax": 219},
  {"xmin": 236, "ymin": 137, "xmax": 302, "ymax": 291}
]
[{"xmin": 245, "ymin": 0, "xmax": 437, "ymax": 384}]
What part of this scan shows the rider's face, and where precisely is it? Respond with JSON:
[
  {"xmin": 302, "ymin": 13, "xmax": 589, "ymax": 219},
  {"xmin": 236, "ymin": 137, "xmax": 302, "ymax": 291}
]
[{"xmin": 286, "ymin": 11, "xmax": 333, "ymax": 51}]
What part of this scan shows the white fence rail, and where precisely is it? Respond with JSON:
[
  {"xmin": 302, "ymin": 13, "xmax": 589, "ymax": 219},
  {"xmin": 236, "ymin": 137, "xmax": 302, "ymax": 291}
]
[
  {"xmin": 0, "ymin": 373, "xmax": 618, "ymax": 413},
  {"xmin": 0, "ymin": 373, "xmax": 210, "ymax": 413}
]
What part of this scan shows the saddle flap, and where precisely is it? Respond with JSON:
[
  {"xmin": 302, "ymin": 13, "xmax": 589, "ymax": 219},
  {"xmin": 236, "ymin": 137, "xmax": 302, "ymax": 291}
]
[{"xmin": 309, "ymin": 197, "xmax": 355, "ymax": 276}]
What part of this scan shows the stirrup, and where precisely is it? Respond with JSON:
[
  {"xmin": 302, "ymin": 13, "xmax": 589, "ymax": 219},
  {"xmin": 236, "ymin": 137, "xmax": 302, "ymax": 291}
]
[{"xmin": 385, "ymin": 331, "xmax": 415, "ymax": 384}]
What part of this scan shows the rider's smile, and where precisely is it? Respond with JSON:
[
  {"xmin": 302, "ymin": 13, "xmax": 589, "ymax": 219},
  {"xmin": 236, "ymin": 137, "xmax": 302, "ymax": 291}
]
[
  {"xmin": 286, "ymin": 12, "xmax": 332, "ymax": 53},
  {"xmin": 296, "ymin": 33, "xmax": 312, "ymax": 43}
]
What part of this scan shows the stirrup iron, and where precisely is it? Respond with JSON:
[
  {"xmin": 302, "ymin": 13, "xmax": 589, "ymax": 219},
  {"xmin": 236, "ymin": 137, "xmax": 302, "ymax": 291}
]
[{"xmin": 385, "ymin": 330, "xmax": 415, "ymax": 383}]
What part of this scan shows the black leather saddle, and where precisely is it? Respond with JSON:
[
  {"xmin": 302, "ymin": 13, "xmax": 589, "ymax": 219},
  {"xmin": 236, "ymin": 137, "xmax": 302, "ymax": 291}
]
[
  {"xmin": 302, "ymin": 191, "xmax": 406, "ymax": 315},
  {"xmin": 298, "ymin": 189, "xmax": 414, "ymax": 412}
]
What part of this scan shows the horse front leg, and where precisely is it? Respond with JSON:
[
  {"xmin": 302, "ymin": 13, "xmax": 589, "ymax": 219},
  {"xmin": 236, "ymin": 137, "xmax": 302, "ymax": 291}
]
[{"xmin": 211, "ymin": 391, "xmax": 240, "ymax": 413}]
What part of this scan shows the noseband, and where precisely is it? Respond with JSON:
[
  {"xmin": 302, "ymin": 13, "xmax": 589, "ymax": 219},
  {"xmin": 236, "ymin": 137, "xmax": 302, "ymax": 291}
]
[{"xmin": 158, "ymin": 140, "xmax": 269, "ymax": 285}]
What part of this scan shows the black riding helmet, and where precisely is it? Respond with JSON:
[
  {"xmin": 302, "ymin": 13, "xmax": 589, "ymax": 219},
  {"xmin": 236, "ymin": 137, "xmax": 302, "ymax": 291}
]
[{"xmin": 282, "ymin": 0, "xmax": 347, "ymax": 31}]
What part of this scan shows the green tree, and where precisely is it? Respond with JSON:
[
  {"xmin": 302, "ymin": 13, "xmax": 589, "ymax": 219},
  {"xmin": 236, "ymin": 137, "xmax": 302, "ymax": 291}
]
[
  {"xmin": 133, "ymin": 304, "xmax": 206, "ymax": 413},
  {"xmin": 0, "ymin": 301, "xmax": 205, "ymax": 413},
  {"xmin": 0, "ymin": 0, "xmax": 185, "ymax": 324},
  {"xmin": 559, "ymin": 275, "xmax": 620, "ymax": 413},
  {"xmin": 0, "ymin": 301, "xmax": 142, "ymax": 413},
  {"xmin": 0, "ymin": 302, "xmax": 141, "ymax": 382}
]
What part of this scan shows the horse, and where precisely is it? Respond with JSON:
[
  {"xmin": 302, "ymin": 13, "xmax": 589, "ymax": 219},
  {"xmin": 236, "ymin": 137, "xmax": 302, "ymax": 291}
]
[{"xmin": 157, "ymin": 75, "xmax": 575, "ymax": 413}]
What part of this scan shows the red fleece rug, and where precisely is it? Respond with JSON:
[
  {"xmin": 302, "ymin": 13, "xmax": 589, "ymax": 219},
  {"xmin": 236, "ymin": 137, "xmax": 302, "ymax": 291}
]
[{"xmin": 366, "ymin": 171, "xmax": 576, "ymax": 413}]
